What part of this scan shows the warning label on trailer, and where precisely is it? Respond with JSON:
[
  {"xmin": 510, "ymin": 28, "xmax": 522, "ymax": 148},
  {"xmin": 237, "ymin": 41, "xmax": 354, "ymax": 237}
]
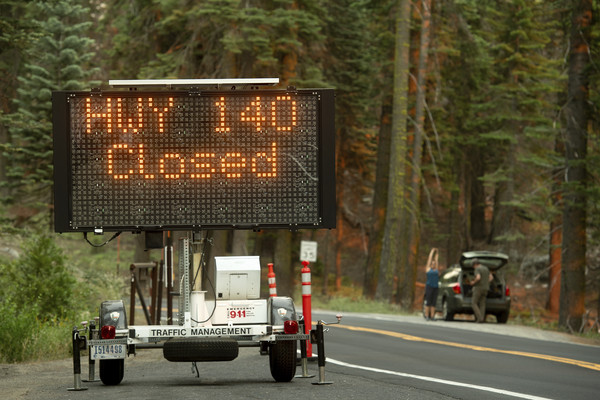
[{"xmin": 148, "ymin": 326, "xmax": 253, "ymax": 337}]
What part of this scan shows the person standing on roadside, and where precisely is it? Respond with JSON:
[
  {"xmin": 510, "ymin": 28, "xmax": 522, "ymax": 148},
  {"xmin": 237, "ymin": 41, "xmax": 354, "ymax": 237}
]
[
  {"xmin": 424, "ymin": 248, "xmax": 440, "ymax": 321},
  {"xmin": 470, "ymin": 258, "xmax": 491, "ymax": 323}
]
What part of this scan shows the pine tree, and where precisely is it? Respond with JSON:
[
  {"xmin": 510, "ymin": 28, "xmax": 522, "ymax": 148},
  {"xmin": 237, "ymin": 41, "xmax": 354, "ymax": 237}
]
[
  {"xmin": 113, "ymin": 0, "xmax": 326, "ymax": 82},
  {"xmin": 6, "ymin": 0, "xmax": 98, "ymax": 228},
  {"xmin": 584, "ymin": 0, "xmax": 600, "ymax": 322},
  {"xmin": 321, "ymin": 0, "xmax": 377, "ymax": 291},
  {"xmin": 364, "ymin": 0, "xmax": 398, "ymax": 298},
  {"xmin": 0, "ymin": 0, "xmax": 37, "ymax": 201},
  {"xmin": 560, "ymin": 0, "xmax": 593, "ymax": 331},
  {"xmin": 429, "ymin": 0, "xmax": 495, "ymax": 257},
  {"xmin": 375, "ymin": 0, "xmax": 412, "ymax": 301},
  {"xmin": 469, "ymin": 0, "xmax": 562, "ymax": 246}
]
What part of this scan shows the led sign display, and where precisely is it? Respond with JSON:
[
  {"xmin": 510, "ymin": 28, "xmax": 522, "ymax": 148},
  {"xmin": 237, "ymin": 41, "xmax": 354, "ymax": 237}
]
[{"xmin": 52, "ymin": 89, "xmax": 335, "ymax": 232}]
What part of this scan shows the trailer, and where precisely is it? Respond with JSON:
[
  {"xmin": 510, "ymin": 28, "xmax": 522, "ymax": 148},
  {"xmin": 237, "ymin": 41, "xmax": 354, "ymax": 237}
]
[
  {"xmin": 81, "ymin": 237, "xmax": 308, "ymax": 385},
  {"xmin": 52, "ymin": 79, "xmax": 339, "ymax": 389}
]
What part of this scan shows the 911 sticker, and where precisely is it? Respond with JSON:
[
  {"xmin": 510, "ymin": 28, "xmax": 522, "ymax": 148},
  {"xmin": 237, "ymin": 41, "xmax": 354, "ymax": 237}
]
[
  {"xmin": 211, "ymin": 300, "xmax": 268, "ymax": 325},
  {"xmin": 227, "ymin": 306, "xmax": 256, "ymax": 320}
]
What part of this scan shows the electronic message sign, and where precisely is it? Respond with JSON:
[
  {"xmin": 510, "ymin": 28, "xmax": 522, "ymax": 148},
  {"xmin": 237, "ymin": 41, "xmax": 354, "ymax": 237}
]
[{"xmin": 52, "ymin": 88, "xmax": 335, "ymax": 232}]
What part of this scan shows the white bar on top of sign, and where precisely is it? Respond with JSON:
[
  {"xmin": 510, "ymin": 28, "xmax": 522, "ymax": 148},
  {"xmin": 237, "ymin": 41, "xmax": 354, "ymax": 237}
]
[{"xmin": 108, "ymin": 78, "xmax": 280, "ymax": 86}]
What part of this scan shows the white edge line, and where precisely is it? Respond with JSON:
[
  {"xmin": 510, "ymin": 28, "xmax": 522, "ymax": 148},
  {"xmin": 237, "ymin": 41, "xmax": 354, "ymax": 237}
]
[{"xmin": 321, "ymin": 355, "xmax": 554, "ymax": 400}]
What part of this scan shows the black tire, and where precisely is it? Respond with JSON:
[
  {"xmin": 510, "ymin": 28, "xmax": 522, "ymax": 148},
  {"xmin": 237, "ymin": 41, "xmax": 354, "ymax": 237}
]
[
  {"xmin": 496, "ymin": 310, "xmax": 510, "ymax": 324},
  {"xmin": 442, "ymin": 298, "xmax": 454, "ymax": 321},
  {"xmin": 99, "ymin": 359, "xmax": 124, "ymax": 386},
  {"xmin": 163, "ymin": 337, "xmax": 238, "ymax": 362},
  {"xmin": 269, "ymin": 340, "xmax": 297, "ymax": 382}
]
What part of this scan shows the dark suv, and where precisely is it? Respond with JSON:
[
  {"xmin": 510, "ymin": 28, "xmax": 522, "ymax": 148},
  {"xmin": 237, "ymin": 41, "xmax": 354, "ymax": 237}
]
[{"xmin": 426, "ymin": 251, "xmax": 511, "ymax": 323}]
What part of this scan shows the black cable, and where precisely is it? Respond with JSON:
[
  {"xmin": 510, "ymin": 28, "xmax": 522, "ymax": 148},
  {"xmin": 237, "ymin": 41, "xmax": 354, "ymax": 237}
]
[
  {"xmin": 83, "ymin": 231, "xmax": 121, "ymax": 247},
  {"xmin": 190, "ymin": 231, "xmax": 217, "ymax": 325}
]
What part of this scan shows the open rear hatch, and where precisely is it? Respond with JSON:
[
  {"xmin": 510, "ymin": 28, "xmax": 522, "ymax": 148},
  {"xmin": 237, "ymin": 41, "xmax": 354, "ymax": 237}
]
[
  {"xmin": 459, "ymin": 251, "xmax": 509, "ymax": 298},
  {"xmin": 459, "ymin": 251, "xmax": 508, "ymax": 271}
]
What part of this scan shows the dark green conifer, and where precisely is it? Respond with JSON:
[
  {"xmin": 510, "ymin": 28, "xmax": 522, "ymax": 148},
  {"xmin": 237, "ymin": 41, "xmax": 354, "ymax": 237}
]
[{"xmin": 6, "ymin": 0, "xmax": 98, "ymax": 228}]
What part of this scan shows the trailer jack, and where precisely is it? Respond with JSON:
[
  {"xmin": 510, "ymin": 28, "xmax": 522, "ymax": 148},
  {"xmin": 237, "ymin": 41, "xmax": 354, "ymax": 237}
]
[
  {"xmin": 312, "ymin": 314, "xmax": 342, "ymax": 385},
  {"xmin": 68, "ymin": 323, "xmax": 89, "ymax": 391}
]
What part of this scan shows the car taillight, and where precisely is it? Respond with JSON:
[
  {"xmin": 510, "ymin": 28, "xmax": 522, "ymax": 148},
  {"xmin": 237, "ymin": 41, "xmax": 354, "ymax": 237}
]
[
  {"xmin": 284, "ymin": 320, "xmax": 299, "ymax": 334},
  {"xmin": 101, "ymin": 325, "xmax": 116, "ymax": 339},
  {"xmin": 505, "ymin": 286, "xmax": 510, "ymax": 296},
  {"xmin": 451, "ymin": 283, "xmax": 461, "ymax": 294}
]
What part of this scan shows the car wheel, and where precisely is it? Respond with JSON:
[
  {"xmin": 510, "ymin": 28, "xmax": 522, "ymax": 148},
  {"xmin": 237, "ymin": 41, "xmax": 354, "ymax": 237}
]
[
  {"xmin": 496, "ymin": 310, "xmax": 509, "ymax": 324},
  {"xmin": 442, "ymin": 298, "xmax": 454, "ymax": 321},
  {"xmin": 269, "ymin": 340, "xmax": 297, "ymax": 382},
  {"xmin": 99, "ymin": 359, "xmax": 124, "ymax": 385}
]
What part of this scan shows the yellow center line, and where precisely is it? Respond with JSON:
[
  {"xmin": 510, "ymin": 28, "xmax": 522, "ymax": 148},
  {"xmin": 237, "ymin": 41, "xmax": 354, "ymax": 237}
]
[{"xmin": 330, "ymin": 323, "xmax": 600, "ymax": 372}]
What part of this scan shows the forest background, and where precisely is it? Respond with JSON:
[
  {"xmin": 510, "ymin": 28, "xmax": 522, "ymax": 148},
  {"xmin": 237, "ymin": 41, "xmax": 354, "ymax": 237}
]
[{"xmin": 1, "ymin": 0, "xmax": 600, "ymax": 361}]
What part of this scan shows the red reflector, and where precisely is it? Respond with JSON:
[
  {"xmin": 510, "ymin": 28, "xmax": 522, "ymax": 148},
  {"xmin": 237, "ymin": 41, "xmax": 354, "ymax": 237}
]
[
  {"xmin": 506, "ymin": 287, "xmax": 510, "ymax": 296},
  {"xmin": 101, "ymin": 325, "xmax": 116, "ymax": 339},
  {"xmin": 451, "ymin": 283, "xmax": 461, "ymax": 295},
  {"xmin": 284, "ymin": 320, "xmax": 299, "ymax": 334}
]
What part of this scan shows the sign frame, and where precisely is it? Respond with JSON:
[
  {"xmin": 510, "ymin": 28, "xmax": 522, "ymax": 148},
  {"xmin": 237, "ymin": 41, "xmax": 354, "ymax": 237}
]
[{"xmin": 52, "ymin": 87, "xmax": 335, "ymax": 233}]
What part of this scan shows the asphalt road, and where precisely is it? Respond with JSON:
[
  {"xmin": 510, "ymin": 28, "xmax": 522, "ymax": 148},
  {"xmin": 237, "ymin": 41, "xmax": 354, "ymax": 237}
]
[
  {"xmin": 1, "ymin": 312, "xmax": 598, "ymax": 399},
  {"xmin": 317, "ymin": 311, "xmax": 600, "ymax": 400}
]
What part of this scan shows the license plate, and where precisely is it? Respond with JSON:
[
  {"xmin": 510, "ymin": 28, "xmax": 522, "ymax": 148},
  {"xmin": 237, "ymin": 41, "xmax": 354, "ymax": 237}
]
[{"xmin": 91, "ymin": 343, "xmax": 126, "ymax": 360}]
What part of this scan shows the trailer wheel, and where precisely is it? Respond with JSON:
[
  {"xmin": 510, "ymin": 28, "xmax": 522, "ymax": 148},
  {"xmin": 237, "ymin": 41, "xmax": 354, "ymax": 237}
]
[
  {"xmin": 163, "ymin": 337, "xmax": 239, "ymax": 362},
  {"xmin": 269, "ymin": 340, "xmax": 297, "ymax": 382},
  {"xmin": 99, "ymin": 359, "xmax": 124, "ymax": 385}
]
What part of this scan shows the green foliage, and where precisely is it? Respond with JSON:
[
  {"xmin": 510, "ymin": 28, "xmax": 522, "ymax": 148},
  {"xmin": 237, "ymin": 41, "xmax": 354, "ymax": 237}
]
[
  {"xmin": 431, "ymin": 0, "xmax": 564, "ymax": 247},
  {"xmin": 0, "ymin": 301, "xmax": 43, "ymax": 363},
  {"xmin": 1, "ymin": 234, "xmax": 76, "ymax": 320},
  {"xmin": 0, "ymin": 299, "xmax": 73, "ymax": 363},
  {"xmin": 586, "ymin": 1, "xmax": 600, "ymax": 246},
  {"xmin": 105, "ymin": 0, "xmax": 326, "ymax": 81},
  {"xmin": 323, "ymin": 0, "xmax": 378, "ymax": 173},
  {"xmin": 0, "ymin": 233, "xmax": 78, "ymax": 362},
  {"xmin": 0, "ymin": 232, "xmax": 129, "ymax": 363},
  {"xmin": 3, "ymin": 0, "xmax": 98, "ymax": 228}
]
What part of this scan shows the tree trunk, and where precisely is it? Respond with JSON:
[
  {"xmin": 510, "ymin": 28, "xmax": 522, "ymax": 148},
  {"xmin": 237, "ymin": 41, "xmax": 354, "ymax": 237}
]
[
  {"xmin": 335, "ymin": 152, "xmax": 345, "ymax": 292},
  {"xmin": 547, "ymin": 138, "xmax": 564, "ymax": 314},
  {"xmin": 469, "ymin": 151, "xmax": 487, "ymax": 242},
  {"xmin": 280, "ymin": 1, "xmax": 298, "ymax": 84},
  {"xmin": 364, "ymin": 96, "xmax": 392, "ymax": 298},
  {"xmin": 559, "ymin": 0, "xmax": 592, "ymax": 330},
  {"xmin": 396, "ymin": 0, "xmax": 432, "ymax": 308},
  {"xmin": 446, "ymin": 148, "xmax": 466, "ymax": 265},
  {"xmin": 134, "ymin": 234, "xmax": 151, "ymax": 263},
  {"xmin": 548, "ymin": 218, "xmax": 562, "ymax": 314},
  {"xmin": 375, "ymin": 0, "xmax": 412, "ymax": 301},
  {"xmin": 488, "ymin": 179, "xmax": 512, "ymax": 244},
  {"xmin": 274, "ymin": 231, "xmax": 293, "ymax": 297},
  {"xmin": 231, "ymin": 230, "xmax": 248, "ymax": 255},
  {"xmin": 488, "ymin": 147, "xmax": 515, "ymax": 245}
]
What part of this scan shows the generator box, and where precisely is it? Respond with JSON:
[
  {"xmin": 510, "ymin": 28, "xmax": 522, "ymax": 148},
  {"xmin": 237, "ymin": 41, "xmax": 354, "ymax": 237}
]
[{"xmin": 214, "ymin": 256, "xmax": 261, "ymax": 300}]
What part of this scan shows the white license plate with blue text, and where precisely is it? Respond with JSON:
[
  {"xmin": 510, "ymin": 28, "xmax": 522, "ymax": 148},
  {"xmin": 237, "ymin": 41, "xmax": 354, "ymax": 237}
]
[{"xmin": 91, "ymin": 343, "xmax": 126, "ymax": 360}]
